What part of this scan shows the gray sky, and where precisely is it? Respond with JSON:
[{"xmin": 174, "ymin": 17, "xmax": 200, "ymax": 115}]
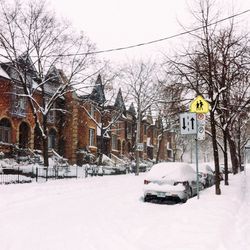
[{"xmin": 49, "ymin": 0, "xmax": 250, "ymax": 63}]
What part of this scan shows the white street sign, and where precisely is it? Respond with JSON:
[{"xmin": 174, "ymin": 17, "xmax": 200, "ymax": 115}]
[
  {"xmin": 180, "ymin": 113, "xmax": 197, "ymax": 135},
  {"xmin": 136, "ymin": 143, "xmax": 144, "ymax": 151},
  {"xmin": 197, "ymin": 114, "xmax": 206, "ymax": 140},
  {"xmin": 197, "ymin": 123, "xmax": 205, "ymax": 140}
]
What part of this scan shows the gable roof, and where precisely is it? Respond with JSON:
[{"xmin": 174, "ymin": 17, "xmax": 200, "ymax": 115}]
[
  {"xmin": 88, "ymin": 74, "xmax": 106, "ymax": 105},
  {"xmin": 0, "ymin": 65, "xmax": 10, "ymax": 80},
  {"xmin": 114, "ymin": 88, "xmax": 126, "ymax": 112},
  {"xmin": 128, "ymin": 102, "xmax": 136, "ymax": 116}
]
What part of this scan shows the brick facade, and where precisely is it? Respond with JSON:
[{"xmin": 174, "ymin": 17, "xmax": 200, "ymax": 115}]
[{"xmin": 0, "ymin": 66, "xmax": 173, "ymax": 165}]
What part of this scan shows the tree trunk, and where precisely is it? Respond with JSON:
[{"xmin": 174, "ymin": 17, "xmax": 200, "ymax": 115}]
[
  {"xmin": 228, "ymin": 133, "xmax": 239, "ymax": 174},
  {"xmin": 135, "ymin": 110, "xmax": 141, "ymax": 176},
  {"xmin": 223, "ymin": 129, "xmax": 229, "ymax": 185},
  {"xmin": 156, "ymin": 131, "xmax": 164, "ymax": 164},
  {"xmin": 210, "ymin": 111, "xmax": 221, "ymax": 195},
  {"xmin": 42, "ymin": 116, "xmax": 49, "ymax": 167},
  {"xmin": 98, "ymin": 127, "xmax": 104, "ymax": 166}
]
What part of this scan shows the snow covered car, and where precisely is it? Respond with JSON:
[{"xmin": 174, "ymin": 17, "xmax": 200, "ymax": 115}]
[
  {"xmin": 198, "ymin": 163, "xmax": 215, "ymax": 188},
  {"xmin": 143, "ymin": 162, "xmax": 200, "ymax": 203}
]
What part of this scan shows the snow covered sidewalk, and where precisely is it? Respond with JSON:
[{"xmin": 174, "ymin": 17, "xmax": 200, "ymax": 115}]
[
  {"xmin": 0, "ymin": 170, "xmax": 249, "ymax": 250},
  {"xmin": 218, "ymin": 170, "xmax": 250, "ymax": 250}
]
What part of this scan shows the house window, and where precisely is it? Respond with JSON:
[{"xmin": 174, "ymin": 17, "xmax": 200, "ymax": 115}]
[
  {"xmin": 89, "ymin": 128, "xmax": 95, "ymax": 146},
  {"xmin": 0, "ymin": 118, "xmax": 11, "ymax": 143},
  {"xmin": 112, "ymin": 134, "xmax": 117, "ymax": 150},
  {"xmin": 117, "ymin": 122, "xmax": 121, "ymax": 135},
  {"xmin": 48, "ymin": 103, "xmax": 56, "ymax": 124},
  {"xmin": 127, "ymin": 123, "xmax": 132, "ymax": 139},
  {"xmin": 90, "ymin": 105, "xmax": 95, "ymax": 118},
  {"xmin": 144, "ymin": 125, "xmax": 147, "ymax": 135},
  {"xmin": 12, "ymin": 94, "xmax": 26, "ymax": 117},
  {"xmin": 48, "ymin": 128, "xmax": 57, "ymax": 149}
]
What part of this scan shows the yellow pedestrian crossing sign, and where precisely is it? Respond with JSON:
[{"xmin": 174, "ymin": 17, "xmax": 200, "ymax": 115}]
[{"xmin": 190, "ymin": 96, "xmax": 210, "ymax": 114}]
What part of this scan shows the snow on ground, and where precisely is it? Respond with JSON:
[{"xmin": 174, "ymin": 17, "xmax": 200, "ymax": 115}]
[{"xmin": 0, "ymin": 166, "xmax": 250, "ymax": 250}]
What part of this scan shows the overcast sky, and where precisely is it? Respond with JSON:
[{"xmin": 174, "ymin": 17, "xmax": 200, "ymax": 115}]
[{"xmin": 48, "ymin": 0, "xmax": 250, "ymax": 63}]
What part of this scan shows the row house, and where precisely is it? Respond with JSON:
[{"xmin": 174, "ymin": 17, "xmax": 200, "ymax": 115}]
[
  {"xmin": 0, "ymin": 61, "xmax": 68, "ymax": 159},
  {"xmin": 0, "ymin": 59, "xmax": 173, "ymax": 165}
]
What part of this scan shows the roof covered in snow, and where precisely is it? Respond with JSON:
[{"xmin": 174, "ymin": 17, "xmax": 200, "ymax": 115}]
[{"xmin": 0, "ymin": 66, "xmax": 10, "ymax": 80}]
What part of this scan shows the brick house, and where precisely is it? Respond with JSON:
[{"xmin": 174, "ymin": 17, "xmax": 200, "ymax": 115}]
[{"xmin": 0, "ymin": 62, "xmax": 173, "ymax": 165}]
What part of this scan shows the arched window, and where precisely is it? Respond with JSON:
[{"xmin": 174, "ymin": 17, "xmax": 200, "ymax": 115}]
[
  {"xmin": 34, "ymin": 124, "xmax": 42, "ymax": 150},
  {"xmin": 117, "ymin": 139, "xmax": 121, "ymax": 153},
  {"xmin": 48, "ymin": 128, "xmax": 57, "ymax": 149},
  {"xmin": 0, "ymin": 118, "xmax": 11, "ymax": 143},
  {"xmin": 127, "ymin": 142, "xmax": 132, "ymax": 153},
  {"xmin": 122, "ymin": 140, "xmax": 126, "ymax": 155},
  {"xmin": 19, "ymin": 122, "xmax": 30, "ymax": 148}
]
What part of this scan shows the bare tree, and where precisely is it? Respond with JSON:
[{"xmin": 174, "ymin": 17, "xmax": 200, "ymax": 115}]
[
  {"xmin": 0, "ymin": 0, "xmax": 97, "ymax": 167},
  {"xmin": 121, "ymin": 60, "xmax": 161, "ymax": 175},
  {"xmin": 165, "ymin": 0, "xmax": 223, "ymax": 194},
  {"xmin": 79, "ymin": 68, "xmax": 128, "ymax": 165},
  {"xmin": 165, "ymin": 0, "xmax": 250, "ymax": 193},
  {"xmin": 154, "ymin": 80, "xmax": 185, "ymax": 163}
]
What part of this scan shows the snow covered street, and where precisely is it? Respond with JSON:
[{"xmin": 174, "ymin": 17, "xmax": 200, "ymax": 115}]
[{"xmin": 0, "ymin": 168, "xmax": 250, "ymax": 250}]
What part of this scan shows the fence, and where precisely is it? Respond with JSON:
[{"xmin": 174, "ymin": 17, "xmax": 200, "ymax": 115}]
[{"xmin": 0, "ymin": 165, "xmax": 86, "ymax": 185}]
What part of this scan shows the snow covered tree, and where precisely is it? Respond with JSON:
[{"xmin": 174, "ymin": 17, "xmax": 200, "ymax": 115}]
[
  {"xmin": 121, "ymin": 60, "xmax": 161, "ymax": 175},
  {"xmin": 154, "ymin": 80, "xmax": 185, "ymax": 163},
  {"xmin": 0, "ymin": 0, "xmax": 97, "ymax": 167},
  {"xmin": 165, "ymin": 0, "xmax": 250, "ymax": 192}
]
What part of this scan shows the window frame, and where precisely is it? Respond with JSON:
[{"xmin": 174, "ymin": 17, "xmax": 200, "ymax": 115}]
[
  {"xmin": 89, "ymin": 128, "xmax": 95, "ymax": 147},
  {"xmin": 0, "ymin": 119, "xmax": 11, "ymax": 143}
]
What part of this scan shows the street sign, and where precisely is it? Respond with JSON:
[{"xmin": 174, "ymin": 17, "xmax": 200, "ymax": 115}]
[
  {"xmin": 197, "ymin": 113, "xmax": 206, "ymax": 123},
  {"xmin": 180, "ymin": 112, "xmax": 197, "ymax": 135},
  {"xmin": 136, "ymin": 143, "xmax": 144, "ymax": 151},
  {"xmin": 190, "ymin": 96, "xmax": 210, "ymax": 114},
  {"xmin": 197, "ymin": 123, "xmax": 205, "ymax": 140},
  {"xmin": 197, "ymin": 113, "xmax": 206, "ymax": 140}
]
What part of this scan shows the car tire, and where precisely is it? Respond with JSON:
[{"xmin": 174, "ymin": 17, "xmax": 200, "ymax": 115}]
[
  {"xmin": 188, "ymin": 187, "xmax": 193, "ymax": 198},
  {"xmin": 144, "ymin": 195, "xmax": 150, "ymax": 202},
  {"xmin": 182, "ymin": 187, "xmax": 192, "ymax": 203}
]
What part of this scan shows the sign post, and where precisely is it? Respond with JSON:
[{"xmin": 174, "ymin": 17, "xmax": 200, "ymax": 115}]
[
  {"xmin": 244, "ymin": 143, "xmax": 250, "ymax": 175},
  {"xmin": 190, "ymin": 96, "xmax": 210, "ymax": 199},
  {"xmin": 196, "ymin": 113, "xmax": 206, "ymax": 141}
]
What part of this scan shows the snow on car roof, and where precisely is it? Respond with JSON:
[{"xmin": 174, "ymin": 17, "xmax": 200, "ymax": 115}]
[
  {"xmin": 146, "ymin": 162, "xmax": 196, "ymax": 182},
  {"xmin": 199, "ymin": 163, "xmax": 214, "ymax": 173}
]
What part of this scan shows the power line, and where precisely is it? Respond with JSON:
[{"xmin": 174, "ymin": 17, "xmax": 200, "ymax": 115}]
[{"xmin": 58, "ymin": 9, "xmax": 250, "ymax": 57}]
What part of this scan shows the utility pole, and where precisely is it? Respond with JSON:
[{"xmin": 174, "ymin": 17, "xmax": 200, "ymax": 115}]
[{"xmin": 135, "ymin": 106, "xmax": 141, "ymax": 176}]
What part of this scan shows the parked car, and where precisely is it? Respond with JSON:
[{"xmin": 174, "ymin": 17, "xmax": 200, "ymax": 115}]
[
  {"xmin": 143, "ymin": 162, "xmax": 202, "ymax": 203},
  {"xmin": 207, "ymin": 162, "xmax": 224, "ymax": 181},
  {"xmin": 131, "ymin": 160, "xmax": 153, "ymax": 173},
  {"xmin": 198, "ymin": 163, "xmax": 215, "ymax": 188},
  {"xmin": 220, "ymin": 163, "xmax": 233, "ymax": 174}
]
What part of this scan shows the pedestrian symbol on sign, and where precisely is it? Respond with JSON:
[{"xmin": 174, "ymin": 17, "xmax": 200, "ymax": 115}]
[
  {"xmin": 196, "ymin": 100, "xmax": 204, "ymax": 111},
  {"xmin": 190, "ymin": 96, "xmax": 210, "ymax": 114}
]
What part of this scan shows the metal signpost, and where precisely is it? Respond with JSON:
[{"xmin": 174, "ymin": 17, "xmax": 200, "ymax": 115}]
[
  {"xmin": 180, "ymin": 96, "xmax": 210, "ymax": 200},
  {"xmin": 245, "ymin": 142, "xmax": 250, "ymax": 175}
]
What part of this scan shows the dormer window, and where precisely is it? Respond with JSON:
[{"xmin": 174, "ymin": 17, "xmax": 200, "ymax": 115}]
[
  {"xmin": 90, "ymin": 104, "xmax": 95, "ymax": 118},
  {"xmin": 144, "ymin": 125, "xmax": 147, "ymax": 135},
  {"xmin": 48, "ymin": 104, "xmax": 56, "ymax": 123},
  {"xmin": 46, "ymin": 98, "xmax": 56, "ymax": 124},
  {"xmin": 11, "ymin": 86, "xmax": 26, "ymax": 117}
]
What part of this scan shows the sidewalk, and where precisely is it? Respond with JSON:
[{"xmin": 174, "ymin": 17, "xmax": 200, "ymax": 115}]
[{"xmin": 219, "ymin": 169, "xmax": 250, "ymax": 250}]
